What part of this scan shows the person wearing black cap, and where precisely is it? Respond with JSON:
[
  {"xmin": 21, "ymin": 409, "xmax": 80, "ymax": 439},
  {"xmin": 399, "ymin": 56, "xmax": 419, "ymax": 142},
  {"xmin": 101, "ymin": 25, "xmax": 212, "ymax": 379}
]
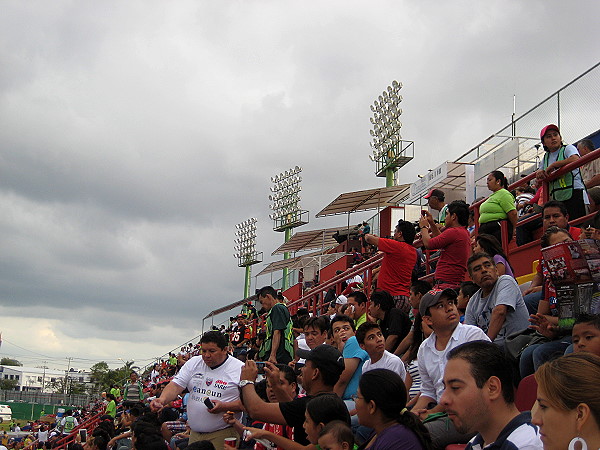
[
  {"xmin": 536, "ymin": 124, "xmax": 586, "ymax": 220},
  {"xmin": 411, "ymin": 288, "xmax": 490, "ymax": 448},
  {"xmin": 424, "ymin": 188, "xmax": 448, "ymax": 227},
  {"xmin": 239, "ymin": 345, "xmax": 345, "ymax": 445}
]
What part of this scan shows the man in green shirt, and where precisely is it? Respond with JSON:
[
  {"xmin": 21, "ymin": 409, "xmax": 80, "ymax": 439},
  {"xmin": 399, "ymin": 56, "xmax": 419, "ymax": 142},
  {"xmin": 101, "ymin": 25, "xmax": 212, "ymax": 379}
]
[
  {"xmin": 346, "ymin": 291, "xmax": 368, "ymax": 329},
  {"xmin": 257, "ymin": 286, "xmax": 294, "ymax": 364},
  {"xmin": 109, "ymin": 384, "xmax": 121, "ymax": 400},
  {"xmin": 105, "ymin": 393, "xmax": 117, "ymax": 418}
]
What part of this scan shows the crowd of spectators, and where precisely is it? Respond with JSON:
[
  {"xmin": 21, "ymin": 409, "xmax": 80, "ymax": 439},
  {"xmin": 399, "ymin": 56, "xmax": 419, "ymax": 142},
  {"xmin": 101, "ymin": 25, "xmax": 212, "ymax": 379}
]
[{"xmin": 21, "ymin": 124, "xmax": 600, "ymax": 450}]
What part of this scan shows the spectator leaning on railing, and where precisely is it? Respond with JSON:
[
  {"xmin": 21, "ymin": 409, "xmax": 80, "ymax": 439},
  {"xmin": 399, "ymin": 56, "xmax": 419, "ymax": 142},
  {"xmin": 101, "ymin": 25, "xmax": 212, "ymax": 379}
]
[
  {"xmin": 477, "ymin": 170, "xmax": 517, "ymax": 244},
  {"xmin": 536, "ymin": 124, "xmax": 587, "ymax": 221}
]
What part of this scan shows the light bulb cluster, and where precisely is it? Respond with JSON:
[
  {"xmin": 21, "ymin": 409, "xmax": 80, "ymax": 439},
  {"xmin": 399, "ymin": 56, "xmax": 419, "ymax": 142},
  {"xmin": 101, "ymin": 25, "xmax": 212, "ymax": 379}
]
[
  {"xmin": 233, "ymin": 218, "xmax": 258, "ymax": 261},
  {"xmin": 369, "ymin": 80, "xmax": 403, "ymax": 161},
  {"xmin": 269, "ymin": 166, "xmax": 303, "ymax": 221}
]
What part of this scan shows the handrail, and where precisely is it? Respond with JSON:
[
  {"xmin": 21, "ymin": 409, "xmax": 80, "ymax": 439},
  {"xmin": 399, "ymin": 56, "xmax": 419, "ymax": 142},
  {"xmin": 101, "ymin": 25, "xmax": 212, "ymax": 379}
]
[
  {"xmin": 286, "ymin": 252, "xmax": 384, "ymax": 313},
  {"xmin": 472, "ymin": 147, "xmax": 600, "ymax": 263},
  {"xmin": 42, "ymin": 410, "xmax": 104, "ymax": 450}
]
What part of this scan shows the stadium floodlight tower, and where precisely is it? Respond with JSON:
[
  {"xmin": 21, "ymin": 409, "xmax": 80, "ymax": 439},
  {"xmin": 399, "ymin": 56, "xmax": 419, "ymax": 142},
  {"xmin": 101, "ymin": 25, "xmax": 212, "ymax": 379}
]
[
  {"xmin": 234, "ymin": 218, "xmax": 263, "ymax": 299},
  {"xmin": 369, "ymin": 80, "xmax": 414, "ymax": 187},
  {"xmin": 269, "ymin": 166, "xmax": 309, "ymax": 290}
]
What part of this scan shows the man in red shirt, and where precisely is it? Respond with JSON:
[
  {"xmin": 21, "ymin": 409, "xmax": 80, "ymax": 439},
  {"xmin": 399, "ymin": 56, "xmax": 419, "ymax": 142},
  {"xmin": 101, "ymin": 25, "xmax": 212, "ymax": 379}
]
[
  {"xmin": 365, "ymin": 220, "xmax": 417, "ymax": 313},
  {"xmin": 419, "ymin": 200, "xmax": 471, "ymax": 289}
]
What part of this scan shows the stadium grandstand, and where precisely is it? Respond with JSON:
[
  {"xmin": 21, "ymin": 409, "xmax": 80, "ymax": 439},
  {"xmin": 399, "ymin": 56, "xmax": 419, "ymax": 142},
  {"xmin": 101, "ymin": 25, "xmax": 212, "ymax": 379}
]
[
  {"xmin": 16, "ymin": 61, "xmax": 600, "ymax": 450},
  {"xmin": 202, "ymin": 60, "xmax": 600, "ymax": 323}
]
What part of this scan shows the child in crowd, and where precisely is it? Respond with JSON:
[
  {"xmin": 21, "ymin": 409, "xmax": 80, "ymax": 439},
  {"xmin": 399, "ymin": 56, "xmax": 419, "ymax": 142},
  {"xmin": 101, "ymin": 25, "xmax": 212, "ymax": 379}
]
[
  {"xmin": 572, "ymin": 314, "xmax": 600, "ymax": 356},
  {"xmin": 317, "ymin": 420, "xmax": 356, "ymax": 450},
  {"xmin": 456, "ymin": 281, "xmax": 479, "ymax": 322},
  {"xmin": 409, "ymin": 280, "xmax": 432, "ymax": 316},
  {"xmin": 391, "ymin": 280, "xmax": 432, "ymax": 360},
  {"xmin": 401, "ymin": 312, "xmax": 431, "ymax": 399}
]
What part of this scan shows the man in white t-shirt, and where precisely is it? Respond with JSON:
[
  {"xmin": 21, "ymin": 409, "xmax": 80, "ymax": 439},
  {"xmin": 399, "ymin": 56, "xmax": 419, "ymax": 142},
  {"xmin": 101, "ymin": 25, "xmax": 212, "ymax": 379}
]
[
  {"xmin": 151, "ymin": 331, "xmax": 244, "ymax": 449},
  {"xmin": 411, "ymin": 288, "xmax": 491, "ymax": 449},
  {"xmin": 356, "ymin": 322, "xmax": 406, "ymax": 381}
]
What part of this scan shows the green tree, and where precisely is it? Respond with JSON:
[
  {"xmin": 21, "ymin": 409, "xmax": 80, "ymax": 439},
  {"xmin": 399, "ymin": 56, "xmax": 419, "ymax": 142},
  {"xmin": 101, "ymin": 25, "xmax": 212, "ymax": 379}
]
[
  {"xmin": 44, "ymin": 379, "xmax": 65, "ymax": 393},
  {"xmin": 0, "ymin": 357, "xmax": 22, "ymax": 366},
  {"xmin": 0, "ymin": 379, "xmax": 18, "ymax": 390},
  {"xmin": 89, "ymin": 361, "xmax": 135, "ymax": 393},
  {"xmin": 67, "ymin": 380, "xmax": 88, "ymax": 395}
]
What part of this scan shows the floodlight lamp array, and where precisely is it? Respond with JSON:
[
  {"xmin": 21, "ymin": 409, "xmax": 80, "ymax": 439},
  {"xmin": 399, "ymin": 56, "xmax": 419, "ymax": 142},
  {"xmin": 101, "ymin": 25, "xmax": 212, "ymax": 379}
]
[
  {"xmin": 233, "ymin": 218, "xmax": 258, "ymax": 262},
  {"xmin": 269, "ymin": 167, "xmax": 303, "ymax": 222},
  {"xmin": 369, "ymin": 80, "xmax": 403, "ymax": 162}
]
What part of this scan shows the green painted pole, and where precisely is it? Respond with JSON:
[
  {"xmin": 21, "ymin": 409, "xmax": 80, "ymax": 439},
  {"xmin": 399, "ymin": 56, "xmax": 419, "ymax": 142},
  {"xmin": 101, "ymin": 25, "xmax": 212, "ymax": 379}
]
[
  {"xmin": 243, "ymin": 264, "xmax": 252, "ymax": 299},
  {"xmin": 282, "ymin": 227, "xmax": 293, "ymax": 291},
  {"xmin": 386, "ymin": 168, "xmax": 395, "ymax": 187}
]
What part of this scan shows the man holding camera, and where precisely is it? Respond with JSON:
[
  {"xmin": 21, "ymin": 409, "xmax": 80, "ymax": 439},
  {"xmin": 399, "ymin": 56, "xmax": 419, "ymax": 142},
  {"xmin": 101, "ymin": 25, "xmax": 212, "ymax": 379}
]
[
  {"xmin": 419, "ymin": 200, "xmax": 472, "ymax": 290},
  {"xmin": 364, "ymin": 220, "xmax": 417, "ymax": 313}
]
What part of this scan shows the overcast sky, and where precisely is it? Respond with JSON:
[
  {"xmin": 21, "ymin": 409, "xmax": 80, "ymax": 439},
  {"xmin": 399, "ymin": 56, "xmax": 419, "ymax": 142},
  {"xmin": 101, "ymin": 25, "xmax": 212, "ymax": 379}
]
[{"xmin": 1, "ymin": 0, "xmax": 599, "ymax": 371}]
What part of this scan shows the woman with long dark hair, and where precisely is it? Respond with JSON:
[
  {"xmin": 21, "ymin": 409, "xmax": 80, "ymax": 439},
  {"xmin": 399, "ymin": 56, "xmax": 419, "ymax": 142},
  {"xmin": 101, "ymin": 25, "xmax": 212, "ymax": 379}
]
[
  {"xmin": 356, "ymin": 369, "xmax": 432, "ymax": 449},
  {"xmin": 472, "ymin": 233, "xmax": 514, "ymax": 277},
  {"xmin": 477, "ymin": 170, "xmax": 517, "ymax": 244}
]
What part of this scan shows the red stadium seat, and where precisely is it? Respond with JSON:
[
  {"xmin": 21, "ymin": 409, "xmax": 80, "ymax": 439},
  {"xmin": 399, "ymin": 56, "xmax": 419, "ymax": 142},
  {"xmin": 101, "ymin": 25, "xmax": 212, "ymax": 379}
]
[{"xmin": 515, "ymin": 374, "xmax": 538, "ymax": 412}]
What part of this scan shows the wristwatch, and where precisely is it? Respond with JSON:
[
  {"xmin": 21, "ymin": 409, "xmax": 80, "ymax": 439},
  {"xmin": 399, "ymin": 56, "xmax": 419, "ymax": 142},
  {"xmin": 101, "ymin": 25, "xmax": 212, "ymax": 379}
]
[{"xmin": 239, "ymin": 380, "xmax": 255, "ymax": 388}]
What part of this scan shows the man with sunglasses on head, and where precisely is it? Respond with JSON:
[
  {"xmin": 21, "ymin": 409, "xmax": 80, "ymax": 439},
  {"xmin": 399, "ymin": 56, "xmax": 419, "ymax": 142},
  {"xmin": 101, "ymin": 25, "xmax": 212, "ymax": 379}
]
[{"xmin": 412, "ymin": 288, "xmax": 490, "ymax": 449}]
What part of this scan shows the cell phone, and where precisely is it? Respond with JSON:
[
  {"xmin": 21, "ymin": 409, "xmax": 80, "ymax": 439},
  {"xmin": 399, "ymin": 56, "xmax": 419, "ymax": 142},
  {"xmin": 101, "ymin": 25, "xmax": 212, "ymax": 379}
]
[
  {"xmin": 79, "ymin": 429, "xmax": 87, "ymax": 443},
  {"xmin": 421, "ymin": 210, "xmax": 428, "ymax": 216},
  {"xmin": 203, "ymin": 397, "xmax": 215, "ymax": 409},
  {"xmin": 255, "ymin": 361, "xmax": 266, "ymax": 374}
]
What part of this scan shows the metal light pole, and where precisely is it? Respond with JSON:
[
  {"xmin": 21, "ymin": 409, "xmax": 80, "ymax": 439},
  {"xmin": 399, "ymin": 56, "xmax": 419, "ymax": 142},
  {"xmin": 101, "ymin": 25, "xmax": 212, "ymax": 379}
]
[
  {"xmin": 269, "ymin": 167, "xmax": 308, "ymax": 291},
  {"xmin": 234, "ymin": 218, "xmax": 262, "ymax": 299},
  {"xmin": 369, "ymin": 80, "xmax": 414, "ymax": 186}
]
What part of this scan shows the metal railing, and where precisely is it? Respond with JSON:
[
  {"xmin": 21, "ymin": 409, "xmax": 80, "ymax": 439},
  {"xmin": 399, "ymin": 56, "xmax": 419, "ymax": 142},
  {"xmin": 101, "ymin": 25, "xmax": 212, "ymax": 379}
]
[
  {"xmin": 455, "ymin": 61, "xmax": 600, "ymax": 185},
  {"xmin": 23, "ymin": 410, "xmax": 104, "ymax": 450},
  {"xmin": 472, "ymin": 148, "xmax": 600, "ymax": 256},
  {"xmin": 286, "ymin": 252, "xmax": 384, "ymax": 313}
]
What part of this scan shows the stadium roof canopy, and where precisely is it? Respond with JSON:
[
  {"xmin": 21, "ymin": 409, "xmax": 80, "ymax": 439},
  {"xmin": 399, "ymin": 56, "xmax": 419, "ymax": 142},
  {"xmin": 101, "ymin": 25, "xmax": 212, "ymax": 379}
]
[
  {"xmin": 271, "ymin": 226, "xmax": 348, "ymax": 255},
  {"xmin": 316, "ymin": 185, "xmax": 410, "ymax": 217}
]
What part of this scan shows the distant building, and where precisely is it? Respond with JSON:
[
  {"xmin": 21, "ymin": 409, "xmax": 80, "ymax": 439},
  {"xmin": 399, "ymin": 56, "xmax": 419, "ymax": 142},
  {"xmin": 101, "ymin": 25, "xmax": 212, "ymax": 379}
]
[{"xmin": 0, "ymin": 365, "xmax": 92, "ymax": 392}]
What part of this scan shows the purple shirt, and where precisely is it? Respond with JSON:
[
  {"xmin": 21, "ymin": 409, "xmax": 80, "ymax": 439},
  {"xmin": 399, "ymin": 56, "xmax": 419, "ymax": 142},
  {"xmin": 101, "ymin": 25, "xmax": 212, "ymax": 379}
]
[
  {"xmin": 368, "ymin": 423, "xmax": 424, "ymax": 450},
  {"xmin": 493, "ymin": 254, "xmax": 514, "ymax": 278}
]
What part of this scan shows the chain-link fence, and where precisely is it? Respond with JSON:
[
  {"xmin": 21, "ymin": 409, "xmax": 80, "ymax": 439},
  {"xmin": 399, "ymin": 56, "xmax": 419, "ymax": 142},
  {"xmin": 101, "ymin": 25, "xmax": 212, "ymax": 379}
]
[
  {"xmin": 0, "ymin": 390, "xmax": 91, "ymax": 407},
  {"xmin": 455, "ymin": 61, "xmax": 600, "ymax": 185}
]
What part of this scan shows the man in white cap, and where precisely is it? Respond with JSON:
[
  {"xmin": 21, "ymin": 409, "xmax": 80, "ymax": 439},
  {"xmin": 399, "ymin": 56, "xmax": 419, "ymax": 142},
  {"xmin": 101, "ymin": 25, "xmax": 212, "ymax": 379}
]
[{"xmin": 334, "ymin": 294, "xmax": 347, "ymax": 316}]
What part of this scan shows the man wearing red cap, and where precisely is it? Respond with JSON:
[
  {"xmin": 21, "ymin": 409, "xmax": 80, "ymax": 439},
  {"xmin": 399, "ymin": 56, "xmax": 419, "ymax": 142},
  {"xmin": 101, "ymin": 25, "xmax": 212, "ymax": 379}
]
[
  {"xmin": 536, "ymin": 124, "xmax": 586, "ymax": 220},
  {"xmin": 424, "ymin": 188, "xmax": 448, "ymax": 227}
]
